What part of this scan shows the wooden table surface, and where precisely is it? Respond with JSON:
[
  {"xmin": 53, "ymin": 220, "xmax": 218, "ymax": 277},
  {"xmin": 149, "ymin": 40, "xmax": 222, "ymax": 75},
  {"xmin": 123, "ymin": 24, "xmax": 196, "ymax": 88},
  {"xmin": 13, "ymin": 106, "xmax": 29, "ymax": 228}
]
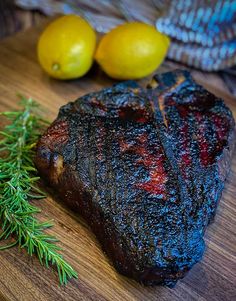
[{"xmin": 0, "ymin": 20, "xmax": 235, "ymax": 301}]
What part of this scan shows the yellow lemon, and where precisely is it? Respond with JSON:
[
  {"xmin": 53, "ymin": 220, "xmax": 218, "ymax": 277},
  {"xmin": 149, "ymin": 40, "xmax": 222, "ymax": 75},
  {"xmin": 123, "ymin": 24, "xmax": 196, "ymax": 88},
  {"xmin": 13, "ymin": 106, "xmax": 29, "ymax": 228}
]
[
  {"xmin": 95, "ymin": 22, "xmax": 170, "ymax": 80},
  {"xmin": 37, "ymin": 15, "xmax": 96, "ymax": 79}
]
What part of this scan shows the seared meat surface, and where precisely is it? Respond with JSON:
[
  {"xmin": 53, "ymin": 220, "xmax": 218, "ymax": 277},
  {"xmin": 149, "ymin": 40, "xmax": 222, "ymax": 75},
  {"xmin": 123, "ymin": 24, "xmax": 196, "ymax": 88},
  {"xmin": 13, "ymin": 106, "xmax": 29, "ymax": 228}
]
[{"xmin": 35, "ymin": 70, "xmax": 235, "ymax": 286}]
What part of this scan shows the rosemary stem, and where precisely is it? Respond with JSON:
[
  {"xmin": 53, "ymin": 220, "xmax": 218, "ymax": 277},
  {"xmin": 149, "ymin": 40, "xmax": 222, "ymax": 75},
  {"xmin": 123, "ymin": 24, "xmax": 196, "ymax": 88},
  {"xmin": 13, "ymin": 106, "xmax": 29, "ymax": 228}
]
[{"xmin": 0, "ymin": 97, "xmax": 77, "ymax": 285}]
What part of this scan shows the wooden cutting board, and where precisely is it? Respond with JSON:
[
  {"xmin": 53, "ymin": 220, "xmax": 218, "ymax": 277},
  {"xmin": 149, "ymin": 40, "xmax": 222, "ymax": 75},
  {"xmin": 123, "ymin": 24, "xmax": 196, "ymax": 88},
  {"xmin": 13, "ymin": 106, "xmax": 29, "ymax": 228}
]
[{"xmin": 0, "ymin": 20, "xmax": 235, "ymax": 301}]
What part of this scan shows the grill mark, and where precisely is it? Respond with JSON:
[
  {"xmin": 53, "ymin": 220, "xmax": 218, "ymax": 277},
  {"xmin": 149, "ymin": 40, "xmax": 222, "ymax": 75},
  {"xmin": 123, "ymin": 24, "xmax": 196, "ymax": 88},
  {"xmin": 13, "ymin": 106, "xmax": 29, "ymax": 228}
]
[
  {"xmin": 87, "ymin": 118, "xmax": 97, "ymax": 189},
  {"xmin": 93, "ymin": 119, "xmax": 104, "ymax": 193},
  {"xmin": 102, "ymin": 118, "xmax": 116, "ymax": 216},
  {"xmin": 75, "ymin": 116, "xmax": 92, "ymax": 189},
  {"xmin": 112, "ymin": 123, "xmax": 133, "ymax": 238}
]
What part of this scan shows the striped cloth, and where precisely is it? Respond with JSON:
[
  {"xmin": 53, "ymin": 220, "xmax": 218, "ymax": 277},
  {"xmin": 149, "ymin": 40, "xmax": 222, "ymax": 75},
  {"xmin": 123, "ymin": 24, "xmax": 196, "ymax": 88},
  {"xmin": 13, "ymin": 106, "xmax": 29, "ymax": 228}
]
[{"xmin": 156, "ymin": 0, "xmax": 236, "ymax": 71}]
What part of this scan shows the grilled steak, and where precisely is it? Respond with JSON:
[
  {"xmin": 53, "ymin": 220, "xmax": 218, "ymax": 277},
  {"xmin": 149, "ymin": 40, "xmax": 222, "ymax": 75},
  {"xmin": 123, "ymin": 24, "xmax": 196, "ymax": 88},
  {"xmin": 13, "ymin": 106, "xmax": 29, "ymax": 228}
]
[{"xmin": 35, "ymin": 70, "xmax": 235, "ymax": 287}]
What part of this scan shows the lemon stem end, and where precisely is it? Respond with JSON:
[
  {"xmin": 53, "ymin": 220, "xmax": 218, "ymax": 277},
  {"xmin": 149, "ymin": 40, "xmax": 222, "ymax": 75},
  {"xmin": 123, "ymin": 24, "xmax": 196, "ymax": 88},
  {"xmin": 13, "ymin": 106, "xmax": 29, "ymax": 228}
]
[{"xmin": 52, "ymin": 63, "xmax": 60, "ymax": 71}]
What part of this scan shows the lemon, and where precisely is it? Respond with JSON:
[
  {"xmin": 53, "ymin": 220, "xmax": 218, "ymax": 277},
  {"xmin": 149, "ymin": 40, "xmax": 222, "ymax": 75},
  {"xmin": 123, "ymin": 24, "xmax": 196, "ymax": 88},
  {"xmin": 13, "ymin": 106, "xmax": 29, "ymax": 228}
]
[
  {"xmin": 95, "ymin": 22, "xmax": 170, "ymax": 80},
  {"xmin": 37, "ymin": 15, "xmax": 96, "ymax": 79}
]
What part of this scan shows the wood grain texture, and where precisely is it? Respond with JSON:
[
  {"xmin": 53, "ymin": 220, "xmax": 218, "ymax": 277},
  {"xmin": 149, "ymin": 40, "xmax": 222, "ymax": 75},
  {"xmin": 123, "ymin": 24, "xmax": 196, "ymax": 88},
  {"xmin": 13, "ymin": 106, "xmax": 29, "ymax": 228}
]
[{"xmin": 0, "ymin": 20, "xmax": 235, "ymax": 301}]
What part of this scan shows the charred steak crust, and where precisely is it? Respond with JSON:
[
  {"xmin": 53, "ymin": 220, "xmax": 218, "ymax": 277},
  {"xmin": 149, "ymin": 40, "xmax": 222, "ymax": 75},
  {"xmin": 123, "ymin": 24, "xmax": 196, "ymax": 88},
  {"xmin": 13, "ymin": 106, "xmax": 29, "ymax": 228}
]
[{"xmin": 35, "ymin": 70, "xmax": 235, "ymax": 287}]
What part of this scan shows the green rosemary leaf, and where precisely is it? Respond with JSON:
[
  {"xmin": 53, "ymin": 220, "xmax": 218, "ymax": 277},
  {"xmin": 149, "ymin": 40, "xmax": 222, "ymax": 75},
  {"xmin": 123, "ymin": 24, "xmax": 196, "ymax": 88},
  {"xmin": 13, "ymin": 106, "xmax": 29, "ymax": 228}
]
[
  {"xmin": 0, "ymin": 241, "xmax": 18, "ymax": 250},
  {"xmin": 0, "ymin": 96, "xmax": 78, "ymax": 285}
]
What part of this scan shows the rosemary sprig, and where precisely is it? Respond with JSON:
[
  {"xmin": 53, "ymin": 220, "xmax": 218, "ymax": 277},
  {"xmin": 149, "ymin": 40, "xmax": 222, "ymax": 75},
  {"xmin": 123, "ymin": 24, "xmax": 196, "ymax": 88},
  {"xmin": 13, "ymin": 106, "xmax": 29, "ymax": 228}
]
[{"xmin": 0, "ymin": 96, "xmax": 77, "ymax": 285}]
